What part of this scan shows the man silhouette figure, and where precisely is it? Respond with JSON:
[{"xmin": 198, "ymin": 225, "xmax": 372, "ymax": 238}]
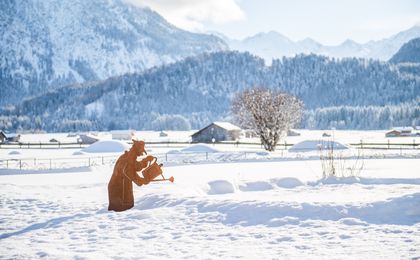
[{"xmin": 108, "ymin": 140, "xmax": 154, "ymax": 212}]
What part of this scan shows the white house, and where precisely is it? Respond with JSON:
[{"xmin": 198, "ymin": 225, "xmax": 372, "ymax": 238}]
[{"xmin": 111, "ymin": 130, "xmax": 136, "ymax": 140}]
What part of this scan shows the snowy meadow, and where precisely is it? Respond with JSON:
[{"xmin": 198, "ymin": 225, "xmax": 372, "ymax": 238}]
[
  {"xmin": 0, "ymin": 130, "xmax": 419, "ymax": 259},
  {"xmin": 2, "ymin": 0, "xmax": 420, "ymax": 259}
]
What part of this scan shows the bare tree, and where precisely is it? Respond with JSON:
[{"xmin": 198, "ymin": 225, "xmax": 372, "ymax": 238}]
[{"xmin": 232, "ymin": 87, "xmax": 303, "ymax": 151}]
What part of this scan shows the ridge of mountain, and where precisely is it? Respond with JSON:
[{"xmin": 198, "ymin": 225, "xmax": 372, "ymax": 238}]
[
  {"xmin": 223, "ymin": 25, "xmax": 420, "ymax": 61},
  {"xmin": 3, "ymin": 51, "xmax": 419, "ymax": 131},
  {"xmin": 0, "ymin": 0, "xmax": 227, "ymax": 106}
]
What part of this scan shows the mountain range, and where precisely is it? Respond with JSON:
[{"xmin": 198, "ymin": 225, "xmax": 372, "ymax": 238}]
[
  {"xmin": 2, "ymin": 51, "xmax": 419, "ymax": 131},
  {"xmin": 1, "ymin": 1, "xmax": 420, "ymax": 132},
  {"xmin": 225, "ymin": 25, "xmax": 420, "ymax": 62},
  {"xmin": 0, "ymin": 0, "xmax": 226, "ymax": 106}
]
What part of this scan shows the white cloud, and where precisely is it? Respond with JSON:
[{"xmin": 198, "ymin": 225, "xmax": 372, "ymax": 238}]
[{"xmin": 126, "ymin": 0, "xmax": 245, "ymax": 31}]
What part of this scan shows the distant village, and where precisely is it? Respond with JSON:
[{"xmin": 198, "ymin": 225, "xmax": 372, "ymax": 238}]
[{"xmin": 1, "ymin": 122, "xmax": 420, "ymax": 145}]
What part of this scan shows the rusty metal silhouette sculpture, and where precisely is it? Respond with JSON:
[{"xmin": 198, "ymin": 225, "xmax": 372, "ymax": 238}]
[{"xmin": 108, "ymin": 140, "xmax": 173, "ymax": 212}]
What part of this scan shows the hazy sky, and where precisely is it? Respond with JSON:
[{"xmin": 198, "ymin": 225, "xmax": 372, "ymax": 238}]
[{"xmin": 130, "ymin": 0, "xmax": 420, "ymax": 45}]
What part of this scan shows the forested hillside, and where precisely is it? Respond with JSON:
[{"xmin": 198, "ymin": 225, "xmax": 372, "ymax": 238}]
[
  {"xmin": 390, "ymin": 38, "xmax": 420, "ymax": 64},
  {"xmin": 2, "ymin": 52, "xmax": 419, "ymax": 131}
]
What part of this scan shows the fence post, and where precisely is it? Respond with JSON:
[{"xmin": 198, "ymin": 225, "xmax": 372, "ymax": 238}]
[
  {"xmin": 284, "ymin": 141, "xmax": 287, "ymax": 150},
  {"xmin": 388, "ymin": 139, "xmax": 390, "ymax": 149},
  {"xmin": 206, "ymin": 152, "xmax": 208, "ymax": 160},
  {"xmin": 165, "ymin": 153, "xmax": 168, "ymax": 162},
  {"xmin": 6, "ymin": 160, "xmax": 8, "ymax": 169},
  {"xmin": 39, "ymin": 142, "xmax": 41, "ymax": 148},
  {"xmin": 360, "ymin": 139, "xmax": 363, "ymax": 149},
  {"xmin": 102, "ymin": 156, "xmax": 104, "ymax": 165},
  {"xmin": 19, "ymin": 160, "xmax": 22, "ymax": 170},
  {"xmin": 50, "ymin": 159, "xmax": 52, "ymax": 169},
  {"xmin": 59, "ymin": 142, "xmax": 61, "ymax": 148},
  {"xmin": 414, "ymin": 139, "xmax": 416, "ymax": 149},
  {"xmin": 88, "ymin": 158, "xmax": 91, "ymax": 167}
]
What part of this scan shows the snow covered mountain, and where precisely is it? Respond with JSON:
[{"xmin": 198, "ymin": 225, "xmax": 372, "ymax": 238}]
[
  {"xmin": 225, "ymin": 25, "xmax": 420, "ymax": 62},
  {"xmin": 229, "ymin": 31, "xmax": 298, "ymax": 61},
  {"xmin": 0, "ymin": 0, "xmax": 227, "ymax": 106},
  {"xmin": 4, "ymin": 52, "xmax": 419, "ymax": 131},
  {"xmin": 390, "ymin": 38, "xmax": 420, "ymax": 63}
]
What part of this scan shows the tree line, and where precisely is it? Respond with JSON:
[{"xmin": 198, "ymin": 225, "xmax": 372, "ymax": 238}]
[{"xmin": 1, "ymin": 51, "xmax": 419, "ymax": 132}]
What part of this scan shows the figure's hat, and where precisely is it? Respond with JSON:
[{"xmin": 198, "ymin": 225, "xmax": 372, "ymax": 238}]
[{"xmin": 132, "ymin": 139, "xmax": 147, "ymax": 155}]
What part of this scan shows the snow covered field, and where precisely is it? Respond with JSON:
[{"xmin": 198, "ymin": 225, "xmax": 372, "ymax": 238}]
[{"xmin": 1, "ymin": 131, "xmax": 419, "ymax": 259}]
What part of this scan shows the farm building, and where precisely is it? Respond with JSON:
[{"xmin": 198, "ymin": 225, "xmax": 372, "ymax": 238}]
[
  {"xmin": 192, "ymin": 122, "xmax": 241, "ymax": 143},
  {"xmin": 385, "ymin": 127, "xmax": 419, "ymax": 137},
  {"xmin": 385, "ymin": 130, "xmax": 402, "ymax": 137},
  {"xmin": 110, "ymin": 130, "xmax": 136, "ymax": 140},
  {"xmin": 78, "ymin": 134, "xmax": 100, "ymax": 144},
  {"xmin": 1, "ymin": 132, "xmax": 21, "ymax": 143},
  {"xmin": 0, "ymin": 131, "xmax": 6, "ymax": 143},
  {"xmin": 78, "ymin": 132, "xmax": 111, "ymax": 144},
  {"xmin": 287, "ymin": 129, "xmax": 301, "ymax": 136}
]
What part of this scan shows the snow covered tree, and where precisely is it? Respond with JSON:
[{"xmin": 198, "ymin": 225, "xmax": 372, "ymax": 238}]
[
  {"xmin": 150, "ymin": 114, "xmax": 191, "ymax": 130},
  {"xmin": 2, "ymin": 52, "xmax": 419, "ymax": 131},
  {"xmin": 232, "ymin": 87, "xmax": 303, "ymax": 151}
]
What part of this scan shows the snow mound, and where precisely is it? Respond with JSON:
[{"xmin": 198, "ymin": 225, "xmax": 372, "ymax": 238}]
[
  {"xmin": 8, "ymin": 151, "xmax": 21, "ymax": 155},
  {"xmin": 309, "ymin": 176, "xmax": 420, "ymax": 186},
  {"xmin": 81, "ymin": 140, "xmax": 130, "ymax": 153},
  {"xmin": 72, "ymin": 151, "xmax": 86, "ymax": 156},
  {"xmin": 339, "ymin": 218, "xmax": 368, "ymax": 226},
  {"xmin": 289, "ymin": 140, "xmax": 350, "ymax": 152},
  {"xmin": 181, "ymin": 144, "xmax": 220, "ymax": 153},
  {"xmin": 268, "ymin": 217, "xmax": 300, "ymax": 227},
  {"xmin": 310, "ymin": 176, "xmax": 361, "ymax": 186},
  {"xmin": 256, "ymin": 151, "xmax": 270, "ymax": 156},
  {"xmin": 239, "ymin": 181, "xmax": 273, "ymax": 192},
  {"xmin": 208, "ymin": 180, "xmax": 235, "ymax": 195},
  {"xmin": 274, "ymin": 177, "xmax": 304, "ymax": 188},
  {"xmin": 197, "ymin": 192, "xmax": 420, "ymax": 226},
  {"xmin": 167, "ymin": 149, "xmax": 182, "ymax": 154}
]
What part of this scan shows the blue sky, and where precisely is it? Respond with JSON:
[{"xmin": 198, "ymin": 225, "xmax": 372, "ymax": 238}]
[{"xmin": 130, "ymin": 0, "xmax": 420, "ymax": 45}]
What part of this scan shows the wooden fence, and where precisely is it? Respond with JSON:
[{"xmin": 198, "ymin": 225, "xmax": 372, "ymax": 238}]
[
  {"xmin": 0, "ymin": 155, "xmax": 117, "ymax": 170},
  {"xmin": 0, "ymin": 152, "xmax": 250, "ymax": 170},
  {"xmin": 0, "ymin": 139, "xmax": 419, "ymax": 150}
]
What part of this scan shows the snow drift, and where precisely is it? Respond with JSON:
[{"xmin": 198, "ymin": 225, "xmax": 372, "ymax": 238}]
[
  {"xmin": 181, "ymin": 144, "xmax": 220, "ymax": 153},
  {"xmin": 81, "ymin": 140, "xmax": 130, "ymax": 153},
  {"xmin": 289, "ymin": 140, "xmax": 350, "ymax": 152},
  {"xmin": 0, "ymin": 151, "xmax": 419, "ymax": 259},
  {"xmin": 208, "ymin": 180, "xmax": 236, "ymax": 195}
]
